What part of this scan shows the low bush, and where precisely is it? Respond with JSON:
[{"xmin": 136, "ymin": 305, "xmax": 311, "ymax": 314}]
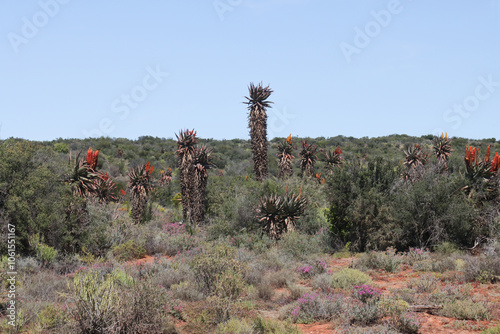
[
  {"xmin": 69, "ymin": 269, "xmax": 121, "ymax": 333},
  {"xmin": 111, "ymin": 240, "xmax": 146, "ymax": 261},
  {"xmin": 191, "ymin": 242, "xmax": 246, "ymax": 299},
  {"xmin": 252, "ymin": 316, "xmax": 301, "ymax": 334},
  {"xmin": 22, "ymin": 270, "xmax": 69, "ymax": 303},
  {"xmin": 216, "ymin": 316, "xmax": 301, "ymax": 334},
  {"xmin": 312, "ymin": 273, "xmax": 333, "ymax": 293},
  {"xmin": 342, "ymin": 299, "xmax": 380, "ymax": 326},
  {"xmin": 434, "ymin": 241, "xmax": 462, "ymax": 255},
  {"xmin": 351, "ymin": 285, "xmax": 381, "ymax": 304},
  {"xmin": 429, "ymin": 283, "xmax": 472, "ymax": 304},
  {"xmin": 152, "ymin": 260, "xmax": 193, "ymax": 289},
  {"xmin": 286, "ymin": 293, "xmax": 344, "ymax": 324},
  {"xmin": 68, "ymin": 269, "xmax": 177, "ymax": 333},
  {"xmin": 440, "ymin": 299, "xmax": 490, "ymax": 320},
  {"xmin": 340, "ymin": 324, "xmax": 399, "ymax": 334},
  {"xmin": 256, "ymin": 278, "xmax": 274, "ymax": 300},
  {"xmin": 278, "ymin": 231, "xmax": 324, "ymax": 259},
  {"xmin": 386, "ymin": 311, "xmax": 421, "ymax": 334},
  {"xmin": 378, "ymin": 297, "xmax": 409, "ymax": 317},
  {"xmin": 483, "ymin": 326, "xmax": 500, "ymax": 334},
  {"xmin": 354, "ymin": 248, "xmax": 403, "ymax": 273},
  {"xmin": 35, "ymin": 304, "xmax": 69, "ymax": 332},
  {"xmin": 463, "ymin": 255, "xmax": 500, "ymax": 283},
  {"xmin": 330, "ymin": 268, "xmax": 373, "ymax": 290},
  {"xmin": 407, "ymin": 274, "xmax": 438, "ymax": 293},
  {"xmin": 170, "ymin": 281, "xmax": 204, "ymax": 301}
]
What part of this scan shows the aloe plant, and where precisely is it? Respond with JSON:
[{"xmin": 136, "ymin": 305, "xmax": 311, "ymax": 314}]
[
  {"xmin": 299, "ymin": 140, "xmax": 318, "ymax": 177},
  {"xmin": 192, "ymin": 144, "xmax": 214, "ymax": 223},
  {"xmin": 433, "ymin": 133, "xmax": 452, "ymax": 171},
  {"xmin": 245, "ymin": 82, "xmax": 273, "ymax": 181},
  {"xmin": 68, "ymin": 147, "xmax": 117, "ymax": 202},
  {"xmin": 176, "ymin": 129, "xmax": 198, "ymax": 224},
  {"xmin": 277, "ymin": 134, "xmax": 294, "ymax": 179},
  {"xmin": 127, "ymin": 161, "xmax": 154, "ymax": 224},
  {"xmin": 462, "ymin": 144, "xmax": 500, "ymax": 201},
  {"xmin": 323, "ymin": 147, "xmax": 343, "ymax": 174},
  {"xmin": 257, "ymin": 191, "xmax": 307, "ymax": 240}
]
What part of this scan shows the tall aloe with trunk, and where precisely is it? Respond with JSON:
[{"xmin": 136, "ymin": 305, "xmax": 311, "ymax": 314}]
[
  {"xmin": 127, "ymin": 161, "xmax": 154, "ymax": 224},
  {"xmin": 192, "ymin": 145, "xmax": 214, "ymax": 224},
  {"xmin": 244, "ymin": 82, "xmax": 273, "ymax": 181},
  {"xmin": 299, "ymin": 140, "xmax": 318, "ymax": 177},
  {"xmin": 277, "ymin": 134, "xmax": 294, "ymax": 179},
  {"xmin": 176, "ymin": 129, "xmax": 198, "ymax": 224}
]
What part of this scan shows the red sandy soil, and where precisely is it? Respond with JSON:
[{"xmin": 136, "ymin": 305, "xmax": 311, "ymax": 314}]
[
  {"xmin": 291, "ymin": 257, "xmax": 500, "ymax": 334},
  {"xmin": 115, "ymin": 255, "xmax": 500, "ymax": 333}
]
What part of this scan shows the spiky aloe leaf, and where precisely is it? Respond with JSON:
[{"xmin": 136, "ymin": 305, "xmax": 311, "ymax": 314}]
[{"xmin": 433, "ymin": 133, "xmax": 452, "ymax": 162}]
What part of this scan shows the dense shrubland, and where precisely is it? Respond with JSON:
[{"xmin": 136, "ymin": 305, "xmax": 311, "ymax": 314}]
[{"xmin": 1, "ymin": 132, "xmax": 500, "ymax": 333}]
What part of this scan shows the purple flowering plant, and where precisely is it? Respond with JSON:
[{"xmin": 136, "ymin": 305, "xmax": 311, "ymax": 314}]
[{"xmin": 351, "ymin": 284, "xmax": 381, "ymax": 303}]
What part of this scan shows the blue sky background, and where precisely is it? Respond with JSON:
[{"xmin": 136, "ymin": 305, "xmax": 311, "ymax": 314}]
[{"xmin": 1, "ymin": 0, "xmax": 499, "ymax": 141}]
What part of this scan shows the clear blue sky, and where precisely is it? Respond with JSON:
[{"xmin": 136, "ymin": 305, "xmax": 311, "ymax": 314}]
[{"xmin": 1, "ymin": 0, "xmax": 499, "ymax": 141}]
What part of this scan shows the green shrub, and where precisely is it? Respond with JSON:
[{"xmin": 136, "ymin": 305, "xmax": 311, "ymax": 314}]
[
  {"xmin": 216, "ymin": 316, "xmax": 301, "ymax": 334},
  {"xmin": 22, "ymin": 270, "xmax": 69, "ymax": 302},
  {"xmin": 463, "ymin": 255, "xmax": 500, "ymax": 283},
  {"xmin": 330, "ymin": 268, "xmax": 373, "ymax": 290},
  {"xmin": 69, "ymin": 269, "xmax": 177, "ymax": 334},
  {"xmin": 440, "ymin": 299, "xmax": 490, "ymax": 320},
  {"xmin": 28, "ymin": 234, "xmax": 58, "ymax": 266},
  {"xmin": 278, "ymin": 230, "xmax": 322, "ymax": 259},
  {"xmin": 354, "ymin": 248, "xmax": 403, "ymax": 273},
  {"xmin": 407, "ymin": 274, "xmax": 438, "ymax": 293},
  {"xmin": 340, "ymin": 324, "xmax": 399, "ymax": 334},
  {"xmin": 69, "ymin": 270, "xmax": 120, "ymax": 333},
  {"xmin": 191, "ymin": 242, "xmax": 246, "ymax": 299},
  {"xmin": 312, "ymin": 273, "xmax": 333, "ymax": 293},
  {"xmin": 36, "ymin": 304, "xmax": 68, "ymax": 331},
  {"xmin": 216, "ymin": 318, "xmax": 254, "ymax": 334},
  {"xmin": 252, "ymin": 316, "xmax": 301, "ymax": 334},
  {"xmin": 434, "ymin": 241, "xmax": 461, "ymax": 255},
  {"xmin": 256, "ymin": 278, "xmax": 274, "ymax": 300},
  {"xmin": 112, "ymin": 240, "xmax": 146, "ymax": 261},
  {"xmin": 429, "ymin": 283, "xmax": 472, "ymax": 304},
  {"xmin": 378, "ymin": 297, "xmax": 409, "ymax": 317},
  {"xmin": 171, "ymin": 281, "xmax": 204, "ymax": 301},
  {"xmin": 387, "ymin": 311, "xmax": 421, "ymax": 334},
  {"xmin": 483, "ymin": 326, "xmax": 500, "ymax": 334},
  {"xmin": 287, "ymin": 293, "xmax": 344, "ymax": 324}
]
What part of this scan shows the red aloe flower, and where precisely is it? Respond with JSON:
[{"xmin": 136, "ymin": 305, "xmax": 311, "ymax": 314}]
[
  {"xmin": 485, "ymin": 145, "xmax": 491, "ymax": 163},
  {"xmin": 86, "ymin": 147, "xmax": 99, "ymax": 170},
  {"xmin": 491, "ymin": 152, "xmax": 500, "ymax": 173}
]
